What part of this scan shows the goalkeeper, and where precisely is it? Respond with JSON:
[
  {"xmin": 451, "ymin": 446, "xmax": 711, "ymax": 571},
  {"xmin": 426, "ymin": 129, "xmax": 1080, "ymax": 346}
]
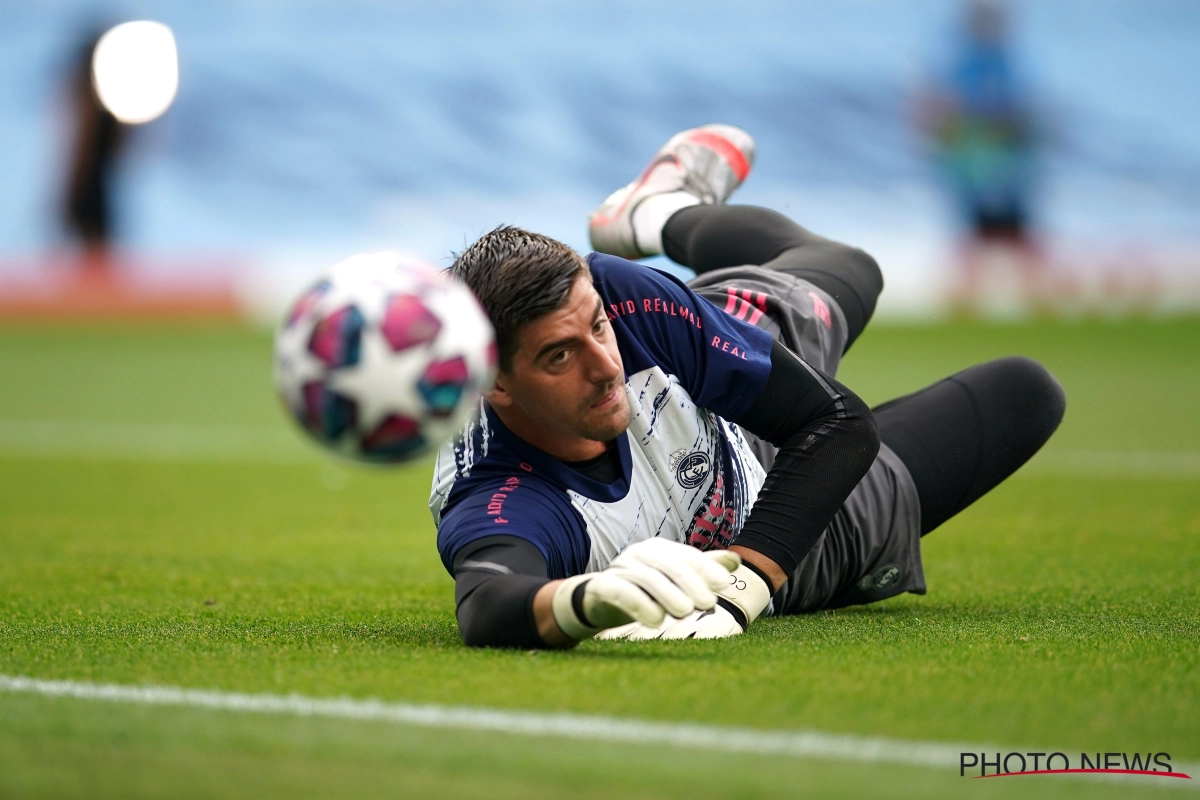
[{"xmin": 430, "ymin": 125, "xmax": 1065, "ymax": 647}]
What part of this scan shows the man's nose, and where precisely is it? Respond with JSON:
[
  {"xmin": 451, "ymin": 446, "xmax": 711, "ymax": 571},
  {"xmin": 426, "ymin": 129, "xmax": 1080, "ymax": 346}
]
[{"xmin": 582, "ymin": 338, "xmax": 621, "ymax": 384}]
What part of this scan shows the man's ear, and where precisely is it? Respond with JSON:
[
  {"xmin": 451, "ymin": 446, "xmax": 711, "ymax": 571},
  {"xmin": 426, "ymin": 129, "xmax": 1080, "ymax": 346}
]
[{"xmin": 485, "ymin": 370, "xmax": 514, "ymax": 409}]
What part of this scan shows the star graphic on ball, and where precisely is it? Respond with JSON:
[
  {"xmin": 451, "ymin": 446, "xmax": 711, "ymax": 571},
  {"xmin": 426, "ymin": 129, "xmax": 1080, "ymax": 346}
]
[{"xmin": 328, "ymin": 325, "xmax": 427, "ymax": 436}]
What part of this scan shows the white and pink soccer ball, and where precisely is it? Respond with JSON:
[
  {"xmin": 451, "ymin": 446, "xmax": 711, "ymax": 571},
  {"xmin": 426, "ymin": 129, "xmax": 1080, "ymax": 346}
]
[{"xmin": 274, "ymin": 252, "xmax": 496, "ymax": 464}]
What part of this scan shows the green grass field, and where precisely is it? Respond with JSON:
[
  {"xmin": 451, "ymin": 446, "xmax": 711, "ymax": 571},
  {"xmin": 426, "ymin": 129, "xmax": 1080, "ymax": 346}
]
[{"xmin": 0, "ymin": 318, "xmax": 1197, "ymax": 799}]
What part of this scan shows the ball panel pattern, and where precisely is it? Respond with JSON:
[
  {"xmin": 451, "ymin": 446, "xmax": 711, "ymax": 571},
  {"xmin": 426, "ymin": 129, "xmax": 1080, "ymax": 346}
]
[
  {"xmin": 361, "ymin": 414, "xmax": 426, "ymax": 459},
  {"xmin": 418, "ymin": 356, "xmax": 470, "ymax": 418},
  {"xmin": 301, "ymin": 381, "xmax": 358, "ymax": 439},
  {"xmin": 380, "ymin": 294, "xmax": 441, "ymax": 352},
  {"xmin": 308, "ymin": 305, "xmax": 366, "ymax": 368}
]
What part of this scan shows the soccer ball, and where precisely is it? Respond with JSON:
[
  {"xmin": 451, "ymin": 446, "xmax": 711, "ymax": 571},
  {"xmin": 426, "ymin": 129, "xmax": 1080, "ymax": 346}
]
[{"xmin": 274, "ymin": 252, "xmax": 496, "ymax": 464}]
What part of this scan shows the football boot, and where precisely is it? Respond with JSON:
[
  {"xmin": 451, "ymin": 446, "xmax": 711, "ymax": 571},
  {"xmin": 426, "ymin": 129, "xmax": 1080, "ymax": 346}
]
[{"xmin": 588, "ymin": 123, "xmax": 755, "ymax": 259}]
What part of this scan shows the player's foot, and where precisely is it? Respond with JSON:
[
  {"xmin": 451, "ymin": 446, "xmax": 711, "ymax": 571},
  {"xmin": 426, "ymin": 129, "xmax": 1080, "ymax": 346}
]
[{"xmin": 588, "ymin": 124, "xmax": 755, "ymax": 259}]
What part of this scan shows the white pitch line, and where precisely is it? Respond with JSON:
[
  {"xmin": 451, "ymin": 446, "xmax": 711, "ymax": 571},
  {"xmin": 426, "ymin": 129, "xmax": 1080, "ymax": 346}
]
[{"xmin": 0, "ymin": 675, "xmax": 1194, "ymax": 790}]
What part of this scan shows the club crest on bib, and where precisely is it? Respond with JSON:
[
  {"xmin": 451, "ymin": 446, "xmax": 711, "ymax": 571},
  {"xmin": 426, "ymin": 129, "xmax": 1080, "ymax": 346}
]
[
  {"xmin": 673, "ymin": 451, "xmax": 712, "ymax": 489},
  {"xmin": 858, "ymin": 563, "xmax": 903, "ymax": 593}
]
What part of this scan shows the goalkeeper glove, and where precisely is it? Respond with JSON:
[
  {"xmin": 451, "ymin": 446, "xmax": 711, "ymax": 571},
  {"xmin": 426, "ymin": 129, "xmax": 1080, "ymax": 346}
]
[
  {"xmin": 594, "ymin": 560, "xmax": 773, "ymax": 640},
  {"xmin": 550, "ymin": 538, "xmax": 740, "ymax": 640}
]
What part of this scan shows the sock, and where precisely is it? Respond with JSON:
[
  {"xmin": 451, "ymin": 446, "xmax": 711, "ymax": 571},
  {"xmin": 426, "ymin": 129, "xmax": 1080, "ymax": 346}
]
[{"xmin": 631, "ymin": 191, "xmax": 700, "ymax": 256}]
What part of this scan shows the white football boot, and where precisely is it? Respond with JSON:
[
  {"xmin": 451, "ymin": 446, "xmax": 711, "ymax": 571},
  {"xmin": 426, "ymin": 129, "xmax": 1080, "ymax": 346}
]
[{"xmin": 588, "ymin": 123, "xmax": 756, "ymax": 259}]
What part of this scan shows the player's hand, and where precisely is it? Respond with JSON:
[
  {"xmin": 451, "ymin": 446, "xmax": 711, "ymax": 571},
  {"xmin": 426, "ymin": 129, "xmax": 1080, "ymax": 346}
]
[
  {"xmin": 594, "ymin": 605, "xmax": 742, "ymax": 640},
  {"xmin": 550, "ymin": 539, "xmax": 741, "ymax": 640},
  {"xmin": 593, "ymin": 560, "xmax": 772, "ymax": 641}
]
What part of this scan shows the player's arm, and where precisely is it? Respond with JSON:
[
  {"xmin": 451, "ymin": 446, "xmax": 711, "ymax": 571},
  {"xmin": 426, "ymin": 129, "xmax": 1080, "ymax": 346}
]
[
  {"xmin": 452, "ymin": 535, "xmax": 557, "ymax": 648},
  {"xmin": 451, "ymin": 534, "xmax": 739, "ymax": 649},
  {"xmin": 731, "ymin": 339, "xmax": 879, "ymax": 588}
]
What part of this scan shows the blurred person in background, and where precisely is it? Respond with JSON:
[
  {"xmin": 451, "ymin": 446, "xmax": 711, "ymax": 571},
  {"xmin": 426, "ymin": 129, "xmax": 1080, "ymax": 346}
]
[
  {"xmin": 62, "ymin": 29, "xmax": 127, "ymax": 275},
  {"xmin": 917, "ymin": 0, "xmax": 1051, "ymax": 313}
]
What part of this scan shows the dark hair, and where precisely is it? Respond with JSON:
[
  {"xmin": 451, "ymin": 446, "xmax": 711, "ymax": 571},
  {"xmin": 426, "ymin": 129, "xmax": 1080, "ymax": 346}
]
[{"xmin": 450, "ymin": 226, "xmax": 589, "ymax": 371}]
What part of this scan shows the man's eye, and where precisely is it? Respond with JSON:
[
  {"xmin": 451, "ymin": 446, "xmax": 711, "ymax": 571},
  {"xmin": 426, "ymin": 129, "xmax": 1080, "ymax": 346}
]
[{"xmin": 550, "ymin": 350, "xmax": 569, "ymax": 364}]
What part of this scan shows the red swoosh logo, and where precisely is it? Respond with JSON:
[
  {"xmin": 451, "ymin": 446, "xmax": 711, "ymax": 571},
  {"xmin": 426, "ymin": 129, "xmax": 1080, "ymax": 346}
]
[{"xmin": 973, "ymin": 769, "xmax": 1191, "ymax": 780}]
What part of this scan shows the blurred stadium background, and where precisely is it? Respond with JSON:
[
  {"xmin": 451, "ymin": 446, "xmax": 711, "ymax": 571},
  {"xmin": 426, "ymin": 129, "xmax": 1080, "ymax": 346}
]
[{"xmin": 2, "ymin": 0, "xmax": 1198, "ymax": 319}]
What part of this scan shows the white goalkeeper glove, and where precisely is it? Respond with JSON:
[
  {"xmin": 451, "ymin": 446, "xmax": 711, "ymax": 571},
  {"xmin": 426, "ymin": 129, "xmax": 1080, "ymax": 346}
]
[
  {"xmin": 550, "ymin": 538, "xmax": 741, "ymax": 640},
  {"xmin": 594, "ymin": 560, "xmax": 773, "ymax": 640}
]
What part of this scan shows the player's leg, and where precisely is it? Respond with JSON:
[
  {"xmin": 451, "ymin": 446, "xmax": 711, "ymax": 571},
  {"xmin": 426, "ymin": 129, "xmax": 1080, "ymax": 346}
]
[
  {"xmin": 776, "ymin": 355, "xmax": 1065, "ymax": 613},
  {"xmin": 662, "ymin": 205, "xmax": 883, "ymax": 351},
  {"xmin": 587, "ymin": 124, "xmax": 880, "ymax": 361},
  {"xmin": 873, "ymin": 355, "xmax": 1066, "ymax": 536}
]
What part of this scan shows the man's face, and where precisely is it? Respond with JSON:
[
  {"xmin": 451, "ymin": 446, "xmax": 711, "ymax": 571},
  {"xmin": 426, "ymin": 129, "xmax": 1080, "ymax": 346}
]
[{"xmin": 491, "ymin": 273, "xmax": 631, "ymax": 449}]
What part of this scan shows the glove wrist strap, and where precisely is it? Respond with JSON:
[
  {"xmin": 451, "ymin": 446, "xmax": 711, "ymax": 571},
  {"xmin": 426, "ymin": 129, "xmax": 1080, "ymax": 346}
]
[
  {"xmin": 551, "ymin": 575, "xmax": 602, "ymax": 640},
  {"xmin": 722, "ymin": 563, "xmax": 773, "ymax": 630}
]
